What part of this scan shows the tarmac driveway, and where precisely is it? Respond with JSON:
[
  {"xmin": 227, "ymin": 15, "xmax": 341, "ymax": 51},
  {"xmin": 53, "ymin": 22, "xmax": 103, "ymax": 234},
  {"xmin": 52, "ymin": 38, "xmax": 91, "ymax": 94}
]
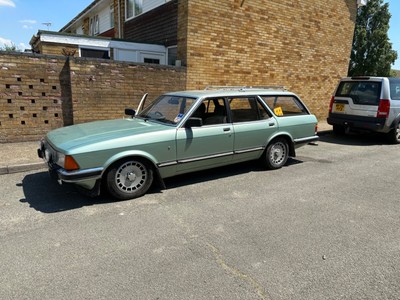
[{"xmin": 1, "ymin": 132, "xmax": 399, "ymax": 300}]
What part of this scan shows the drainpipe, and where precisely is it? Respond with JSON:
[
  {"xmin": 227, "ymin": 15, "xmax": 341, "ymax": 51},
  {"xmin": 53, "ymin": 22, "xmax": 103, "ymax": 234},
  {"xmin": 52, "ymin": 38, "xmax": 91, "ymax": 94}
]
[{"xmin": 118, "ymin": 0, "xmax": 122, "ymax": 38}]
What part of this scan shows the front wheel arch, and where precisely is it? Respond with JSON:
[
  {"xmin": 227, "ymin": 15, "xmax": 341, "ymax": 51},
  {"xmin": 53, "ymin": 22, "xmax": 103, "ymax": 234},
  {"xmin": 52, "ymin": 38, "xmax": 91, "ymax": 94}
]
[{"xmin": 103, "ymin": 156, "xmax": 156, "ymax": 200}]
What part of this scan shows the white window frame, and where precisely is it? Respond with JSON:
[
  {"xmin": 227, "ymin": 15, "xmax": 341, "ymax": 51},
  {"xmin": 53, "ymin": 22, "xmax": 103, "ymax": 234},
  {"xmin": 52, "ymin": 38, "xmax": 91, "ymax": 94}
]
[
  {"xmin": 110, "ymin": 4, "xmax": 114, "ymax": 28},
  {"xmin": 126, "ymin": 0, "xmax": 143, "ymax": 20},
  {"xmin": 89, "ymin": 15, "xmax": 100, "ymax": 36}
]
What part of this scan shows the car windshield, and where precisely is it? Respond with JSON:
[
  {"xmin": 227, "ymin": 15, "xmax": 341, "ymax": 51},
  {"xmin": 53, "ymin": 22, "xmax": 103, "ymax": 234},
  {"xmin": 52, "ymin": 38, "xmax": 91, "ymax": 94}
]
[{"xmin": 137, "ymin": 95, "xmax": 197, "ymax": 125}]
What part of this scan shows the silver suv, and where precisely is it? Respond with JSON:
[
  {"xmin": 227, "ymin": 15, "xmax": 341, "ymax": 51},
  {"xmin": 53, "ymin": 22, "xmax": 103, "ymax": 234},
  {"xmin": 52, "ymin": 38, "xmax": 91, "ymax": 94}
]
[{"xmin": 327, "ymin": 77, "xmax": 400, "ymax": 143}]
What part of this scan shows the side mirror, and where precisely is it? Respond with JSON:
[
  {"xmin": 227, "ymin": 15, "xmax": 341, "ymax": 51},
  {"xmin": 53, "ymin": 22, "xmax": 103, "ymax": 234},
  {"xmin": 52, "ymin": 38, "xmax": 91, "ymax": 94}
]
[
  {"xmin": 185, "ymin": 117, "xmax": 203, "ymax": 128},
  {"xmin": 125, "ymin": 108, "xmax": 136, "ymax": 118}
]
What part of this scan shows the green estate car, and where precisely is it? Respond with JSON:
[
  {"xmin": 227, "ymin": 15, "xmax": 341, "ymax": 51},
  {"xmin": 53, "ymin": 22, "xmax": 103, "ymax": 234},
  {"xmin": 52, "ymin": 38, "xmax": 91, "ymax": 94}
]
[{"xmin": 38, "ymin": 86, "xmax": 318, "ymax": 200}]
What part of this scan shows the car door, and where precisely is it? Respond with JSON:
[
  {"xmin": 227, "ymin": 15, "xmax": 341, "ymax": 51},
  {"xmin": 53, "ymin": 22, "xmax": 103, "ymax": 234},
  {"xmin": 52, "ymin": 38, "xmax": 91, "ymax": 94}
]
[
  {"xmin": 175, "ymin": 98, "xmax": 234, "ymax": 174},
  {"xmin": 228, "ymin": 96, "xmax": 278, "ymax": 162}
]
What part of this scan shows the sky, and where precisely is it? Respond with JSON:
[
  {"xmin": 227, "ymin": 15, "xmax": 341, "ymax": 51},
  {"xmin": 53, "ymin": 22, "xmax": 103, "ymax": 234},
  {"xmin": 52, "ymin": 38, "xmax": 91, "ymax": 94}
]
[{"xmin": 0, "ymin": 0, "xmax": 399, "ymax": 69}]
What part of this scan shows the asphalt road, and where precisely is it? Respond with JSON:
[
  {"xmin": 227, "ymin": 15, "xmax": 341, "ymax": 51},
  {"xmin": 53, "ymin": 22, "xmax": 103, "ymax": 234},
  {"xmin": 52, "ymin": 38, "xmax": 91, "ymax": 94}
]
[{"xmin": 1, "ymin": 133, "xmax": 400, "ymax": 300}]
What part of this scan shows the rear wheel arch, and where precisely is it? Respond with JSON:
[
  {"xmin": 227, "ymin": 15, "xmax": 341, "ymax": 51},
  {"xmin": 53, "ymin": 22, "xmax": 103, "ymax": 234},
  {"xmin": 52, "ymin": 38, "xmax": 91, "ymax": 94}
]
[
  {"xmin": 262, "ymin": 135, "xmax": 293, "ymax": 170},
  {"xmin": 267, "ymin": 134, "xmax": 295, "ymax": 156},
  {"xmin": 388, "ymin": 116, "xmax": 400, "ymax": 144}
]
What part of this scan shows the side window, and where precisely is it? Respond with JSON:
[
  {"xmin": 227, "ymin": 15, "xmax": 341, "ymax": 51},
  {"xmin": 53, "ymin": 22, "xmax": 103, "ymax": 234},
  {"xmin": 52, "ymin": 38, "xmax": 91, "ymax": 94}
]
[
  {"xmin": 229, "ymin": 97, "xmax": 269, "ymax": 122},
  {"xmin": 192, "ymin": 98, "xmax": 227, "ymax": 125},
  {"xmin": 262, "ymin": 96, "xmax": 308, "ymax": 117}
]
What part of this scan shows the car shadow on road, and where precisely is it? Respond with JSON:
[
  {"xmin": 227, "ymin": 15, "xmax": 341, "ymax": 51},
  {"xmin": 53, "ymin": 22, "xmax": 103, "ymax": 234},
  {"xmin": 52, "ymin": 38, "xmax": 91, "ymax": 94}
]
[
  {"xmin": 318, "ymin": 132, "xmax": 390, "ymax": 146},
  {"xmin": 21, "ymin": 158, "xmax": 304, "ymax": 213},
  {"xmin": 164, "ymin": 158, "xmax": 303, "ymax": 189},
  {"xmin": 20, "ymin": 171, "xmax": 116, "ymax": 213}
]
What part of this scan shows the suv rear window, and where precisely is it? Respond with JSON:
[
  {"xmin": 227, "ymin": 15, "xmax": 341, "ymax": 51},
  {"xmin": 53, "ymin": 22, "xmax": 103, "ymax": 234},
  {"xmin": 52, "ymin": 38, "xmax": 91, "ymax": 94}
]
[
  {"xmin": 389, "ymin": 78, "xmax": 400, "ymax": 100},
  {"xmin": 336, "ymin": 81, "xmax": 381, "ymax": 105}
]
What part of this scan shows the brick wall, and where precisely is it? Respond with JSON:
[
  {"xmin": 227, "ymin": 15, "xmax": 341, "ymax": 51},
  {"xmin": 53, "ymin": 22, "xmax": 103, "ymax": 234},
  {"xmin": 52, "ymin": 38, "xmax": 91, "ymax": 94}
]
[
  {"xmin": 179, "ymin": 0, "xmax": 357, "ymax": 119},
  {"xmin": 0, "ymin": 52, "xmax": 186, "ymax": 142}
]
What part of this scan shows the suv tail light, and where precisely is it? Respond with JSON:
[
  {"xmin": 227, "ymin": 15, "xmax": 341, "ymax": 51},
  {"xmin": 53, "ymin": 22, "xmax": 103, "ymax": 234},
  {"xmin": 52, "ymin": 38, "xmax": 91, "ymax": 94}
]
[
  {"xmin": 376, "ymin": 99, "xmax": 390, "ymax": 118},
  {"xmin": 329, "ymin": 96, "xmax": 335, "ymax": 113}
]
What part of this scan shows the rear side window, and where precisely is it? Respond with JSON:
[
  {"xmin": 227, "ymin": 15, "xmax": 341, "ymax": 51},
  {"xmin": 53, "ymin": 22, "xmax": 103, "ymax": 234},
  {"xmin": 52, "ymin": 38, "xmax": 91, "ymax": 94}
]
[
  {"xmin": 336, "ymin": 81, "xmax": 381, "ymax": 105},
  {"xmin": 261, "ymin": 96, "xmax": 308, "ymax": 117},
  {"xmin": 229, "ymin": 97, "xmax": 270, "ymax": 122},
  {"xmin": 389, "ymin": 78, "xmax": 400, "ymax": 100}
]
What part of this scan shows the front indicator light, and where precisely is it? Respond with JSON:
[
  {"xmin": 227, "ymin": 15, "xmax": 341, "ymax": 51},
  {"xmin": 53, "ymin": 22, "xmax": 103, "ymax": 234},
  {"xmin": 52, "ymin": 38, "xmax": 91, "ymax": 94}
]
[{"xmin": 64, "ymin": 155, "xmax": 80, "ymax": 171}]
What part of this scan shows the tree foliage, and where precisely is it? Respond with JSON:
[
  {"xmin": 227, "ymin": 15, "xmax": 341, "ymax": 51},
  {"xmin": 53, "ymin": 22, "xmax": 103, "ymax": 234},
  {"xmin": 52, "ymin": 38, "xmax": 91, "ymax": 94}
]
[
  {"xmin": 348, "ymin": 0, "xmax": 398, "ymax": 76},
  {"xmin": 0, "ymin": 43, "xmax": 19, "ymax": 52}
]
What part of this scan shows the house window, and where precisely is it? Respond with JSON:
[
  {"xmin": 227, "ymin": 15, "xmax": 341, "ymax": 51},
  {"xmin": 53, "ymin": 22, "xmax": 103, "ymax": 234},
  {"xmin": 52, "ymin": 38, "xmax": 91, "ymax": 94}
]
[
  {"xmin": 110, "ymin": 4, "xmax": 114, "ymax": 28},
  {"xmin": 167, "ymin": 46, "xmax": 177, "ymax": 66},
  {"xmin": 89, "ymin": 15, "xmax": 99, "ymax": 35},
  {"xmin": 144, "ymin": 58, "xmax": 160, "ymax": 64},
  {"xmin": 81, "ymin": 48, "xmax": 110, "ymax": 59},
  {"xmin": 126, "ymin": 0, "xmax": 143, "ymax": 19}
]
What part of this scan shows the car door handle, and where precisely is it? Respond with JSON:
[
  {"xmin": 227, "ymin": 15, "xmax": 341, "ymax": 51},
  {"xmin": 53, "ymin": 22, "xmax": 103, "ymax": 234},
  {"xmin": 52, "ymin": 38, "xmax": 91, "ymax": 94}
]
[
  {"xmin": 269, "ymin": 122, "xmax": 275, "ymax": 127},
  {"xmin": 223, "ymin": 127, "xmax": 231, "ymax": 132}
]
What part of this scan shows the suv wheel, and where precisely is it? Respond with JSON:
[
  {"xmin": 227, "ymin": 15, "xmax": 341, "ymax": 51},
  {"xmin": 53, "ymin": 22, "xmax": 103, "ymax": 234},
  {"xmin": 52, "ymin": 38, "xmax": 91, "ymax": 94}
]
[{"xmin": 388, "ymin": 122, "xmax": 400, "ymax": 144}]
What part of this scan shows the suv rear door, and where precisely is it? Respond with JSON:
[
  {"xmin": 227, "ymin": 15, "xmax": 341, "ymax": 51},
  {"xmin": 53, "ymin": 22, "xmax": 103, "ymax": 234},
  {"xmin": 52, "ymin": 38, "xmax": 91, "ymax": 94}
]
[{"xmin": 332, "ymin": 79, "xmax": 382, "ymax": 117}]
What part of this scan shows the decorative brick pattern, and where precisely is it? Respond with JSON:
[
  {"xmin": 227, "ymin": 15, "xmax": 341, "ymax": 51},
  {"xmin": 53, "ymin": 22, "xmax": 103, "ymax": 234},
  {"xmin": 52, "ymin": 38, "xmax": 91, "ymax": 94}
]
[{"xmin": 0, "ymin": 53, "xmax": 64, "ymax": 142}]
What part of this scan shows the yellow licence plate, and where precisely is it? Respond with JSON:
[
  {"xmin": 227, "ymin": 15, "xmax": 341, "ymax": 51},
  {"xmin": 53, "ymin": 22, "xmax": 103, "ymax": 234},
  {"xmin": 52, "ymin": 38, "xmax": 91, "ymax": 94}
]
[{"xmin": 335, "ymin": 103, "xmax": 345, "ymax": 112}]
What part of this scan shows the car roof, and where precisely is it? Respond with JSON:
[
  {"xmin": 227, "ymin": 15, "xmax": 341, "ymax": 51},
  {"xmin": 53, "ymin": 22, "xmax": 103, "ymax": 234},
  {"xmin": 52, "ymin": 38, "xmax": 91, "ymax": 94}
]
[
  {"xmin": 164, "ymin": 87, "xmax": 296, "ymax": 99},
  {"xmin": 340, "ymin": 76, "xmax": 388, "ymax": 81}
]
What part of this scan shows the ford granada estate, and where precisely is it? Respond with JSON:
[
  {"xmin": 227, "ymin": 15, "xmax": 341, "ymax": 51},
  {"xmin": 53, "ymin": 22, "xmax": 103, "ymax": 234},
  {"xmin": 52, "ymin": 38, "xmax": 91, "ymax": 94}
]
[
  {"xmin": 38, "ymin": 86, "xmax": 319, "ymax": 200},
  {"xmin": 328, "ymin": 76, "xmax": 400, "ymax": 143}
]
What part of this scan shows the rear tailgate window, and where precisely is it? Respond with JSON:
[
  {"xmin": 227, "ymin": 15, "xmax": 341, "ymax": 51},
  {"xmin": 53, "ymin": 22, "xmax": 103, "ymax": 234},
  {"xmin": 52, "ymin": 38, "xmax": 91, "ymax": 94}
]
[{"xmin": 336, "ymin": 81, "xmax": 381, "ymax": 105}]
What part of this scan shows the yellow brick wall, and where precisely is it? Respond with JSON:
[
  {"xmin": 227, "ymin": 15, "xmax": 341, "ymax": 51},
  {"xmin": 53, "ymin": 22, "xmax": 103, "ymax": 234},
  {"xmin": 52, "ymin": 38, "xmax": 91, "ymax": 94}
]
[
  {"xmin": 179, "ymin": 0, "xmax": 357, "ymax": 120},
  {"xmin": 40, "ymin": 42, "xmax": 79, "ymax": 57},
  {"xmin": 0, "ymin": 52, "xmax": 186, "ymax": 142}
]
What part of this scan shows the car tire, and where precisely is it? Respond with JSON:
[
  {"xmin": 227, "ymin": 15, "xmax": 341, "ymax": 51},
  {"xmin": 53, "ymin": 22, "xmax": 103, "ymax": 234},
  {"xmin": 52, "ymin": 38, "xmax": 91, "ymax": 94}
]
[
  {"xmin": 106, "ymin": 158, "xmax": 153, "ymax": 200},
  {"xmin": 263, "ymin": 137, "xmax": 289, "ymax": 170},
  {"xmin": 388, "ymin": 121, "xmax": 400, "ymax": 144},
  {"xmin": 333, "ymin": 125, "xmax": 345, "ymax": 135}
]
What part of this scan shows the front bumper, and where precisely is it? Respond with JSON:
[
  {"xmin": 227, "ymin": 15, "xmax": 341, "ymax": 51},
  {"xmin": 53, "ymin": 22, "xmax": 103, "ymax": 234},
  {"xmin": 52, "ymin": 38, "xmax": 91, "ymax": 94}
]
[{"xmin": 37, "ymin": 141, "xmax": 103, "ymax": 184}]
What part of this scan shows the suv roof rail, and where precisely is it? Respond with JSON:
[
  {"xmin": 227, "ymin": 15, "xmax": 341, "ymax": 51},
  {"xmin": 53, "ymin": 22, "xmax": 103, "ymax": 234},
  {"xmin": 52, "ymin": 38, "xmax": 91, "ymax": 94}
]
[
  {"xmin": 204, "ymin": 85, "xmax": 287, "ymax": 91},
  {"xmin": 350, "ymin": 76, "xmax": 371, "ymax": 80}
]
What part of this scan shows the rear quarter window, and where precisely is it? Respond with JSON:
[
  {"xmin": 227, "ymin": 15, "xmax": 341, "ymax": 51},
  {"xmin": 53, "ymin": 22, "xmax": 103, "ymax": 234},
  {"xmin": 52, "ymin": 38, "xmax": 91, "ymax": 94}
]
[
  {"xmin": 336, "ymin": 81, "xmax": 381, "ymax": 105},
  {"xmin": 261, "ymin": 96, "xmax": 308, "ymax": 117},
  {"xmin": 389, "ymin": 78, "xmax": 400, "ymax": 100}
]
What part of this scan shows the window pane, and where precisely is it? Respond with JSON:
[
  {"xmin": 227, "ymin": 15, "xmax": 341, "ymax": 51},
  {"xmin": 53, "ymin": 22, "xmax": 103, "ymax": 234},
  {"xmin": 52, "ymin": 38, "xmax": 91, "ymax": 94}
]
[
  {"xmin": 202, "ymin": 98, "xmax": 227, "ymax": 125},
  {"xmin": 127, "ymin": 0, "xmax": 134, "ymax": 18},
  {"xmin": 229, "ymin": 97, "xmax": 259, "ymax": 122},
  {"xmin": 135, "ymin": 0, "xmax": 143, "ymax": 15},
  {"xmin": 81, "ymin": 48, "xmax": 110, "ymax": 59},
  {"xmin": 168, "ymin": 46, "xmax": 177, "ymax": 66},
  {"xmin": 144, "ymin": 58, "xmax": 160, "ymax": 64},
  {"xmin": 262, "ymin": 96, "xmax": 307, "ymax": 117},
  {"xmin": 336, "ymin": 81, "xmax": 381, "ymax": 105}
]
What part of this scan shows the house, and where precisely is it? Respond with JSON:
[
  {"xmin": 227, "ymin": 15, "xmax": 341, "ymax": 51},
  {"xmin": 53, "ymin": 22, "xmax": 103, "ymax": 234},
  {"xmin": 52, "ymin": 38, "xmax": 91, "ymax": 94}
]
[
  {"xmin": 30, "ymin": 0, "xmax": 178, "ymax": 65},
  {"xmin": 30, "ymin": 0, "xmax": 362, "ymax": 119}
]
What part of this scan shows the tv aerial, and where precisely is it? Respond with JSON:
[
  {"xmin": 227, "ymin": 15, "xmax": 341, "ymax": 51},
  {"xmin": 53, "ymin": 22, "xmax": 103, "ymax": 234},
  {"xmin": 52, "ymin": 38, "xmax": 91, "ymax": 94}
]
[{"xmin": 42, "ymin": 22, "xmax": 52, "ymax": 30}]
